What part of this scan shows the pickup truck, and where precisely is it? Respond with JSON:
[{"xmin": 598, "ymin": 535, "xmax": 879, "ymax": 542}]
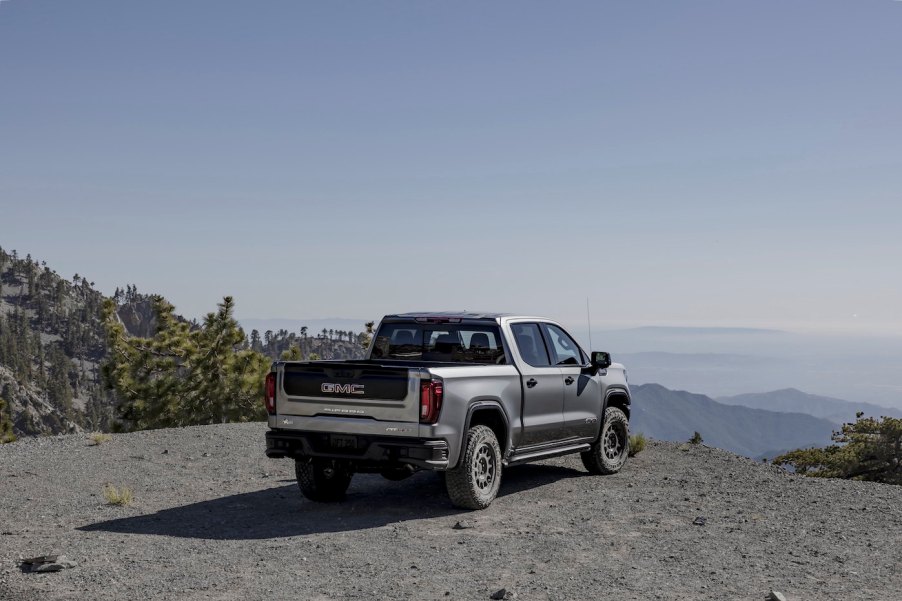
[{"xmin": 264, "ymin": 312, "xmax": 631, "ymax": 509}]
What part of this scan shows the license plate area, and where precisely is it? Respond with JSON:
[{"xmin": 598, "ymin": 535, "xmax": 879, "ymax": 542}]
[{"xmin": 330, "ymin": 434, "xmax": 358, "ymax": 450}]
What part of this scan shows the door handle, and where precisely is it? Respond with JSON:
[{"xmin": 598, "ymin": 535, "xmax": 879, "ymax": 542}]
[
  {"xmin": 564, "ymin": 376, "xmax": 574, "ymax": 385},
  {"xmin": 526, "ymin": 378, "xmax": 537, "ymax": 388}
]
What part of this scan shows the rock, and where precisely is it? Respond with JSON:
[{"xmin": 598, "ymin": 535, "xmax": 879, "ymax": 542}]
[
  {"xmin": 452, "ymin": 520, "xmax": 474, "ymax": 530},
  {"xmin": 765, "ymin": 592, "xmax": 788, "ymax": 601},
  {"xmin": 693, "ymin": 516, "xmax": 707, "ymax": 526},
  {"xmin": 489, "ymin": 589, "xmax": 515, "ymax": 600},
  {"xmin": 22, "ymin": 555, "xmax": 77, "ymax": 573},
  {"xmin": 22, "ymin": 554, "xmax": 57, "ymax": 564}
]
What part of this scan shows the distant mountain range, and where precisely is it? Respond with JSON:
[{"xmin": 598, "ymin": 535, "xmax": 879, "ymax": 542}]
[
  {"xmin": 630, "ymin": 383, "xmax": 836, "ymax": 460},
  {"xmin": 618, "ymin": 351, "xmax": 782, "ymax": 369},
  {"xmin": 609, "ymin": 326, "xmax": 788, "ymax": 336},
  {"xmin": 716, "ymin": 388, "xmax": 902, "ymax": 425},
  {"xmin": 608, "ymin": 346, "xmax": 902, "ymax": 410}
]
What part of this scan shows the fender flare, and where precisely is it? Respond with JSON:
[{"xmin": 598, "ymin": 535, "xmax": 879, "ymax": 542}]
[
  {"xmin": 463, "ymin": 400, "xmax": 512, "ymax": 458},
  {"xmin": 602, "ymin": 387, "xmax": 631, "ymax": 413}
]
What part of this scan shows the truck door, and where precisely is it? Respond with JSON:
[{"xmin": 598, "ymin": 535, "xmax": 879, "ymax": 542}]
[
  {"xmin": 510, "ymin": 322, "xmax": 565, "ymax": 446},
  {"xmin": 540, "ymin": 323, "xmax": 602, "ymax": 440}
]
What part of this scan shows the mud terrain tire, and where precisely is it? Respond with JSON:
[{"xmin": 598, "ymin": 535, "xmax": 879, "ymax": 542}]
[
  {"xmin": 581, "ymin": 407, "xmax": 629, "ymax": 475},
  {"xmin": 446, "ymin": 425, "xmax": 502, "ymax": 510}
]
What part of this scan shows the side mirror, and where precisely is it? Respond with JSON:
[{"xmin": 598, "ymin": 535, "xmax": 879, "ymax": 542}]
[{"xmin": 591, "ymin": 351, "xmax": 612, "ymax": 370}]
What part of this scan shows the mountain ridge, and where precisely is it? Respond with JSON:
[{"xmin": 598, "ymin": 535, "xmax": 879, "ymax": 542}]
[
  {"xmin": 631, "ymin": 383, "xmax": 836, "ymax": 459},
  {"xmin": 716, "ymin": 387, "xmax": 902, "ymax": 425}
]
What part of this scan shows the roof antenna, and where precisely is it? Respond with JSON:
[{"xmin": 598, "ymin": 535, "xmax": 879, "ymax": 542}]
[{"xmin": 586, "ymin": 297, "xmax": 593, "ymax": 351}]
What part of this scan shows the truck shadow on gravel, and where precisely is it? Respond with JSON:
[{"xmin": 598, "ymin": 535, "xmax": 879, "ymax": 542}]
[{"xmin": 78, "ymin": 463, "xmax": 583, "ymax": 540}]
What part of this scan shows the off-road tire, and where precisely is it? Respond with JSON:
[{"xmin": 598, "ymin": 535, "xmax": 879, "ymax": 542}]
[
  {"xmin": 581, "ymin": 407, "xmax": 630, "ymax": 475},
  {"xmin": 295, "ymin": 458, "xmax": 353, "ymax": 502},
  {"xmin": 446, "ymin": 425, "xmax": 503, "ymax": 510}
]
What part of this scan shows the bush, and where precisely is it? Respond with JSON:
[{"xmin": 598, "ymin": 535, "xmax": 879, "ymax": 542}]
[
  {"xmin": 689, "ymin": 431, "xmax": 703, "ymax": 445},
  {"xmin": 774, "ymin": 413, "xmax": 902, "ymax": 484},
  {"xmin": 628, "ymin": 433, "xmax": 646, "ymax": 457},
  {"xmin": 87, "ymin": 432, "xmax": 111, "ymax": 446},
  {"xmin": 103, "ymin": 484, "xmax": 133, "ymax": 506}
]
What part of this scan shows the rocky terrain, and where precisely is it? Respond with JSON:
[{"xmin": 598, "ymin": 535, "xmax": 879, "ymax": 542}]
[{"xmin": 1, "ymin": 423, "xmax": 900, "ymax": 601}]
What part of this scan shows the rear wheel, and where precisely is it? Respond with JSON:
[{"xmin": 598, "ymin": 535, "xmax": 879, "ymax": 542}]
[
  {"xmin": 581, "ymin": 407, "xmax": 629, "ymax": 475},
  {"xmin": 295, "ymin": 458, "xmax": 353, "ymax": 502},
  {"xmin": 446, "ymin": 425, "xmax": 502, "ymax": 510}
]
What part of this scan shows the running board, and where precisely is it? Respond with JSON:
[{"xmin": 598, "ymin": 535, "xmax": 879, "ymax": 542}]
[{"xmin": 505, "ymin": 443, "xmax": 592, "ymax": 466}]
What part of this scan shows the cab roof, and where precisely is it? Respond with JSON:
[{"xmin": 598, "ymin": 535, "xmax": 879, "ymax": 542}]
[
  {"xmin": 382, "ymin": 312, "xmax": 554, "ymax": 324},
  {"xmin": 385, "ymin": 311, "xmax": 514, "ymax": 320}
]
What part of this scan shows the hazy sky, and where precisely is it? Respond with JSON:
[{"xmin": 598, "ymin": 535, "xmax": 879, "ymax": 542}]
[{"xmin": 1, "ymin": 1, "xmax": 900, "ymax": 334}]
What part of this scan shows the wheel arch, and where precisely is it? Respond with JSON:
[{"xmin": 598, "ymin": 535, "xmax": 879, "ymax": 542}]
[
  {"xmin": 603, "ymin": 388, "xmax": 631, "ymax": 420},
  {"xmin": 463, "ymin": 401, "xmax": 511, "ymax": 461}
]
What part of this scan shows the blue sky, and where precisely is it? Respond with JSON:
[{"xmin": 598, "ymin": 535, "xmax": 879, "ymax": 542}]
[{"xmin": 1, "ymin": 0, "xmax": 900, "ymax": 334}]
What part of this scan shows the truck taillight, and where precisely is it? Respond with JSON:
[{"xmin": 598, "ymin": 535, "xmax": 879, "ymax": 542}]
[
  {"xmin": 264, "ymin": 373, "xmax": 276, "ymax": 415},
  {"xmin": 420, "ymin": 379, "xmax": 443, "ymax": 424}
]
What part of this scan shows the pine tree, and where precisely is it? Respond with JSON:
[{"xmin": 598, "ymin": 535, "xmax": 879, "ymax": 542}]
[
  {"xmin": 250, "ymin": 329, "xmax": 263, "ymax": 353},
  {"xmin": 774, "ymin": 412, "xmax": 902, "ymax": 484},
  {"xmin": 0, "ymin": 396, "xmax": 15, "ymax": 444},
  {"xmin": 102, "ymin": 296, "xmax": 270, "ymax": 430}
]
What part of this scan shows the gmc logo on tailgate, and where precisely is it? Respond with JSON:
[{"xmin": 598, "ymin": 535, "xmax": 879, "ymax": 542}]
[{"xmin": 321, "ymin": 383, "xmax": 365, "ymax": 395}]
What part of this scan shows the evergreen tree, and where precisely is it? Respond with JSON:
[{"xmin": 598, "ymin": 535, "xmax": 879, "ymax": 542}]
[
  {"xmin": 102, "ymin": 296, "xmax": 270, "ymax": 430},
  {"xmin": 0, "ymin": 396, "xmax": 15, "ymax": 444},
  {"xmin": 249, "ymin": 329, "xmax": 263, "ymax": 353},
  {"xmin": 774, "ymin": 412, "xmax": 902, "ymax": 484}
]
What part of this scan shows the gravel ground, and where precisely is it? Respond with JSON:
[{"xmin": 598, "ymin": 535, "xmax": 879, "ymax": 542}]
[{"xmin": 1, "ymin": 423, "xmax": 900, "ymax": 601}]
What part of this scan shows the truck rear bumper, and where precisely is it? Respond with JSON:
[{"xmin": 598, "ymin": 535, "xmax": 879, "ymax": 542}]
[{"xmin": 265, "ymin": 429, "xmax": 449, "ymax": 470}]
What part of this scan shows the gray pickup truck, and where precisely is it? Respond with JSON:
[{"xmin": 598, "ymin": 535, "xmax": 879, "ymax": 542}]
[{"xmin": 265, "ymin": 312, "xmax": 631, "ymax": 509}]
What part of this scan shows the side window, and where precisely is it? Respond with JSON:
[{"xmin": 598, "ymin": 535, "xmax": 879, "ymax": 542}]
[
  {"xmin": 510, "ymin": 323, "xmax": 551, "ymax": 367},
  {"xmin": 541, "ymin": 324, "xmax": 584, "ymax": 366}
]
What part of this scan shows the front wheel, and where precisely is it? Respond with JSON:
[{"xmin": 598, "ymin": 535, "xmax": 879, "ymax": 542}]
[
  {"xmin": 445, "ymin": 425, "xmax": 502, "ymax": 510},
  {"xmin": 295, "ymin": 458, "xmax": 353, "ymax": 502},
  {"xmin": 581, "ymin": 407, "xmax": 629, "ymax": 475}
]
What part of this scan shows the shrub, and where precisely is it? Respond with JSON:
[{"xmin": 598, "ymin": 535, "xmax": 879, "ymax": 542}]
[
  {"xmin": 87, "ymin": 432, "xmax": 112, "ymax": 446},
  {"xmin": 628, "ymin": 433, "xmax": 646, "ymax": 457},
  {"xmin": 103, "ymin": 484, "xmax": 133, "ymax": 506},
  {"xmin": 689, "ymin": 431, "xmax": 703, "ymax": 445}
]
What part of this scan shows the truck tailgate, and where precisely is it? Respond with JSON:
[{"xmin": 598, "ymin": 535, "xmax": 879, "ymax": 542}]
[{"xmin": 277, "ymin": 362, "xmax": 421, "ymax": 423}]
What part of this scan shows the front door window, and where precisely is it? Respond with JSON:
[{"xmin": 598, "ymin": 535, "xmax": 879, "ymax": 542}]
[
  {"xmin": 511, "ymin": 323, "xmax": 551, "ymax": 367},
  {"xmin": 541, "ymin": 324, "xmax": 584, "ymax": 366}
]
